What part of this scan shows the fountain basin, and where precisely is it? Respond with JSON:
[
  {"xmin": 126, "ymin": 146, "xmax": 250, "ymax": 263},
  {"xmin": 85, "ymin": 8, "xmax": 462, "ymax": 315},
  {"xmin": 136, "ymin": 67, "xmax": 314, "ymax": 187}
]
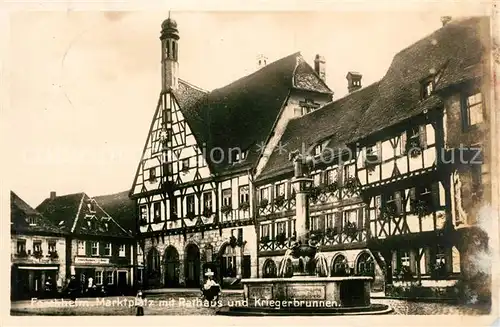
[
  {"xmin": 217, "ymin": 276, "xmax": 392, "ymax": 316},
  {"xmin": 243, "ymin": 276, "xmax": 372, "ymax": 308}
]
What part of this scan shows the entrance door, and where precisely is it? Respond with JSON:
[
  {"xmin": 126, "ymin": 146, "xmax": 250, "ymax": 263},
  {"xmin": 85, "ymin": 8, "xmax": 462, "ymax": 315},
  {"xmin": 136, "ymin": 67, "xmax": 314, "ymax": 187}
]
[
  {"xmin": 164, "ymin": 246, "xmax": 180, "ymax": 287},
  {"xmin": 185, "ymin": 244, "xmax": 200, "ymax": 288},
  {"xmin": 117, "ymin": 271, "xmax": 127, "ymax": 291},
  {"xmin": 242, "ymin": 255, "xmax": 251, "ymax": 278}
]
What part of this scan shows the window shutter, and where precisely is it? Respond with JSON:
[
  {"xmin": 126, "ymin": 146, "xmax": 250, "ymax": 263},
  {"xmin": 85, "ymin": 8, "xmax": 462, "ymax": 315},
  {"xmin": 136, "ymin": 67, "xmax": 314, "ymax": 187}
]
[
  {"xmin": 400, "ymin": 131, "xmax": 407, "ymax": 154},
  {"xmin": 99, "ymin": 242, "xmax": 105, "ymax": 256},
  {"xmin": 86, "ymin": 241, "xmax": 91, "ymax": 256},
  {"xmin": 431, "ymin": 182, "xmax": 440, "ymax": 208},
  {"xmin": 357, "ymin": 208, "xmax": 364, "ymax": 229},
  {"xmin": 334, "ymin": 212, "xmax": 342, "ymax": 229},
  {"xmin": 361, "ymin": 147, "xmax": 366, "ymax": 167},
  {"xmin": 391, "ymin": 251, "xmax": 398, "ymax": 274},
  {"xmin": 424, "ymin": 248, "xmax": 431, "ymax": 275},
  {"xmin": 395, "ymin": 191, "xmax": 402, "ymax": 214},
  {"xmin": 319, "ymin": 215, "xmax": 325, "ymax": 230},
  {"xmin": 419, "ymin": 125, "xmax": 427, "ymax": 149},
  {"xmin": 410, "ymin": 250, "xmax": 416, "ymax": 273}
]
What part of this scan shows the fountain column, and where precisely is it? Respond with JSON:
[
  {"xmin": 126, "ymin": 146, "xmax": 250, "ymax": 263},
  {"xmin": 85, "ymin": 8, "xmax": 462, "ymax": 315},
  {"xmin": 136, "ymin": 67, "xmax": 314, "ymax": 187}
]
[{"xmin": 291, "ymin": 155, "xmax": 314, "ymax": 244}]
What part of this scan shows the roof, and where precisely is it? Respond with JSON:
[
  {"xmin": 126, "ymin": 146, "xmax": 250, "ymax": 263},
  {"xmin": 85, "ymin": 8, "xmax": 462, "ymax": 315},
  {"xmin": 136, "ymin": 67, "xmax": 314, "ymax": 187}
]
[
  {"xmin": 11, "ymin": 191, "xmax": 66, "ymax": 235},
  {"xmin": 37, "ymin": 192, "xmax": 133, "ymax": 238},
  {"xmin": 175, "ymin": 52, "xmax": 332, "ymax": 174},
  {"xmin": 355, "ymin": 16, "xmax": 489, "ymax": 140},
  {"xmin": 257, "ymin": 16, "xmax": 489, "ymax": 182},
  {"xmin": 258, "ymin": 81, "xmax": 380, "ymax": 181},
  {"xmin": 93, "ymin": 191, "xmax": 136, "ymax": 235}
]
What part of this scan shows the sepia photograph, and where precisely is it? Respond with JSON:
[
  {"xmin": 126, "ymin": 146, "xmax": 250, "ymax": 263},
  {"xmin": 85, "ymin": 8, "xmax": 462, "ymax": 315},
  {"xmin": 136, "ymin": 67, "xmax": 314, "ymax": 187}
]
[{"xmin": 3, "ymin": 3, "xmax": 499, "ymax": 321}]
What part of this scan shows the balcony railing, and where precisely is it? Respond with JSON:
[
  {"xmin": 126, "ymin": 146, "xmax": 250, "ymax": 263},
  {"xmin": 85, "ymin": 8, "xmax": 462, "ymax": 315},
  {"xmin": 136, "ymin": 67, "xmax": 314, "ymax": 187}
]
[
  {"xmin": 258, "ymin": 228, "xmax": 368, "ymax": 252},
  {"xmin": 257, "ymin": 198, "xmax": 296, "ymax": 217}
]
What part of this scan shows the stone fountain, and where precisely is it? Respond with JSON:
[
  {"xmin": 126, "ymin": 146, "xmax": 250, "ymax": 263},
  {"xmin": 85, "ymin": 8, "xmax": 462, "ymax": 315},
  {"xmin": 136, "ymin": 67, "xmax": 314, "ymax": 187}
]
[{"xmin": 217, "ymin": 152, "xmax": 392, "ymax": 316}]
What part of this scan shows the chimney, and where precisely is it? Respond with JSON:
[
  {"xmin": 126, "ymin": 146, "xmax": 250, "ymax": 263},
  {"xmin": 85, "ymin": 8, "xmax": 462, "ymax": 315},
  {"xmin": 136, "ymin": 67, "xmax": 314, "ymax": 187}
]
[
  {"xmin": 346, "ymin": 71, "xmax": 362, "ymax": 93},
  {"xmin": 441, "ymin": 16, "xmax": 452, "ymax": 27},
  {"xmin": 50, "ymin": 191, "xmax": 57, "ymax": 200},
  {"xmin": 314, "ymin": 54, "xmax": 326, "ymax": 82},
  {"xmin": 256, "ymin": 54, "xmax": 268, "ymax": 70}
]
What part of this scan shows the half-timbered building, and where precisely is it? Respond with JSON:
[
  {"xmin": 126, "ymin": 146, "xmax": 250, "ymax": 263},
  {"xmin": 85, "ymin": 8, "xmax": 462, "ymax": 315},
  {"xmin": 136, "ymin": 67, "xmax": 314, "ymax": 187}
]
[
  {"xmin": 129, "ymin": 17, "xmax": 333, "ymax": 288},
  {"xmin": 253, "ymin": 16, "xmax": 491, "ymax": 293},
  {"xmin": 37, "ymin": 192, "xmax": 136, "ymax": 294}
]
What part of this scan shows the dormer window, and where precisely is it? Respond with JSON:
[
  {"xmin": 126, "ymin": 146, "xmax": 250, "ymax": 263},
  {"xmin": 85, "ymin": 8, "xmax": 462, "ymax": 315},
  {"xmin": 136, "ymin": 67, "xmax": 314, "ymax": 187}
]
[
  {"xmin": 235, "ymin": 151, "xmax": 247, "ymax": 162},
  {"xmin": 87, "ymin": 201, "xmax": 96, "ymax": 213},
  {"xmin": 421, "ymin": 79, "xmax": 434, "ymax": 99},
  {"xmin": 28, "ymin": 216, "xmax": 37, "ymax": 226},
  {"xmin": 313, "ymin": 144, "xmax": 324, "ymax": 156},
  {"xmin": 299, "ymin": 99, "xmax": 320, "ymax": 116}
]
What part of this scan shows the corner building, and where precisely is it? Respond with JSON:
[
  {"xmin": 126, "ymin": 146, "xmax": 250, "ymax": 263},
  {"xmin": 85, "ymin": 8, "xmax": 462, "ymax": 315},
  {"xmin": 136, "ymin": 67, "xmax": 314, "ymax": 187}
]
[{"xmin": 130, "ymin": 17, "xmax": 333, "ymax": 288}]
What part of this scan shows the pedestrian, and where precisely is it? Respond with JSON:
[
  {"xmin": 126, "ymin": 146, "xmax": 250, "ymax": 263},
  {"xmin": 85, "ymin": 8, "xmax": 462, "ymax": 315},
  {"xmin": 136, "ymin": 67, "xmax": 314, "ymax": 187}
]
[
  {"xmin": 87, "ymin": 276, "xmax": 94, "ymax": 296},
  {"xmin": 67, "ymin": 275, "xmax": 79, "ymax": 301},
  {"xmin": 135, "ymin": 290, "xmax": 145, "ymax": 316}
]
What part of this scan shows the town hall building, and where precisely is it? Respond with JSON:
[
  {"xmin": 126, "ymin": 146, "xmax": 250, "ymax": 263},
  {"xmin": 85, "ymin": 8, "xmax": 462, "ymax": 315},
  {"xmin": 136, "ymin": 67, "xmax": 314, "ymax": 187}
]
[{"xmin": 131, "ymin": 15, "xmax": 492, "ymax": 298}]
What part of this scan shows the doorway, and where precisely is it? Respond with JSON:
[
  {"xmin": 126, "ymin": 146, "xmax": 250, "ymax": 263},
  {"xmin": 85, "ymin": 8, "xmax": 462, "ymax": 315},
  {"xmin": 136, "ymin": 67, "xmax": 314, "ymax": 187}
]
[
  {"xmin": 164, "ymin": 246, "xmax": 180, "ymax": 287},
  {"xmin": 184, "ymin": 244, "xmax": 200, "ymax": 288}
]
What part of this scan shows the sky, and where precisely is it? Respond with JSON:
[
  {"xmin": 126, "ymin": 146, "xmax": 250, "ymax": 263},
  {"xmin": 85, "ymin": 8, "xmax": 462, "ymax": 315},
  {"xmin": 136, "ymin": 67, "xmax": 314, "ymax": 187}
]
[{"xmin": 3, "ymin": 6, "xmax": 490, "ymax": 207}]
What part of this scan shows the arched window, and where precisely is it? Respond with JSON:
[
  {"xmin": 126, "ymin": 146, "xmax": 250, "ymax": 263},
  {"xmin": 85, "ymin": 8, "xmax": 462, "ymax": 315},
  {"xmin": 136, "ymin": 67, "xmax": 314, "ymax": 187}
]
[
  {"xmin": 147, "ymin": 248, "xmax": 161, "ymax": 275},
  {"xmin": 262, "ymin": 259, "xmax": 277, "ymax": 278},
  {"xmin": 331, "ymin": 254, "xmax": 349, "ymax": 276},
  {"xmin": 356, "ymin": 252, "xmax": 374, "ymax": 276}
]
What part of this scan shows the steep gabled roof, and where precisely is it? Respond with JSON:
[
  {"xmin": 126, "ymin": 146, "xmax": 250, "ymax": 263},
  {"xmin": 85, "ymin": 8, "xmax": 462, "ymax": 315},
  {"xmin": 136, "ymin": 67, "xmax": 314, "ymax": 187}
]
[
  {"xmin": 354, "ymin": 16, "xmax": 489, "ymax": 141},
  {"xmin": 93, "ymin": 191, "xmax": 136, "ymax": 236},
  {"xmin": 11, "ymin": 191, "xmax": 66, "ymax": 235},
  {"xmin": 257, "ymin": 16, "xmax": 489, "ymax": 181},
  {"xmin": 176, "ymin": 52, "xmax": 332, "ymax": 174},
  {"xmin": 37, "ymin": 192, "xmax": 133, "ymax": 238},
  {"xmin": 258, "ymin": 82, "xmax": 380, "ymax": 181}
]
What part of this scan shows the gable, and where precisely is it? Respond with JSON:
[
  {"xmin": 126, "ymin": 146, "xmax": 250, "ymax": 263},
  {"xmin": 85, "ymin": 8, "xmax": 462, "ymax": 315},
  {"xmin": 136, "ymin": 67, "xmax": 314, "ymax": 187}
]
[{"xmin": 130, "ymin": 90, "xmax": 212, "ymax": 197}]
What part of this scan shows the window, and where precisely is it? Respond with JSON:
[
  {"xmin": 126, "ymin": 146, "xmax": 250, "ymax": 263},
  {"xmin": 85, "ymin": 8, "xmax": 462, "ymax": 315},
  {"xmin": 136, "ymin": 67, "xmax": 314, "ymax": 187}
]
[
  {"xmin": 310, "ymin": 216, "xmax": 324, "ymax": 231},
  {"xmin": 119, "ymin": 244, "xmax": 126, "ymax": 257},
  {"xmin": 410, "ymin": 184, "xmax": 434, "ymax": 214},
  {"xmin": 343, "ymin": 210, "xmax": 357, "ymax": 227},
  {"xmin": 299, "ymin": 99, "xmax": 320, "ymax": 116},
  {"xmin": 239, "ymin": 185, "xmax": 249, "ymax": 204},
  {"xmin": 222, "ymin": 189, "xmax": 232, "ymax": 207},
  {"xmin": 276, "ymin": 221, "xmax": 287, "ymax": 236},
  {"xmin": 148, "ymin": 167, "xmax": 156, "ymax": 182},
  {"xmin": 104, "ymin": 243, "xmax": 112, "ymax": 256},
  {"xmin": 181, "ymin": 158, "xmax": 190, "ymax": 172},
  {"xmin": 422, "ymin": 80, "xmax": 434, "ymax": 98},
  {"xmin": 463, "ymin": 92, "xmax": 484, "ymax": 127},
  {"xmin": 261, "ymin": 224, "xmax": 270, "ymax": 237},
  {"xmin": 275, "ymin": 183, "xmax": 285, "ymax": 197},
  {"xmin": 324, "ymin": 169, "xmax": 338, "ymax": 185},
  {"xmin": 259, "ymin": 187, "xmax": 269, "ymax": 201},
  {"xmin": 203, "ymin": 191, "xmax": 213, "ymax": 213},
  {"xmin": 170, "ymin": 199, "xmax": 178, "ymax": 220},
  {"xmin": 205, "ymin": 246, "xmax": 213, "ymax": 263},
  {"xmin": 186, "ymin": 195, "xmax": 195, "ymax": 215},
  {"xmin": 153, "ymin": 202, "xmax": 161, "ymax": 222},
  {"xmin": 325, "ymin": 214, "xmax": 335, "ymax": 229},
  {"xmin": 28, "ymin": 216, "xmax": 37, "ymax": 226},
  {"xmin": 33, "ymin": 241, "xmax": 42, "ymax": 253},
  {"xmin": 400, "ymin": 251, "xmax": 411, "ymax": 268},
  {"xmin": 384, "ymin": 191, "xmax": 402, "ymax": 215},
  {"xmin": 405, "ymin": 125, "xmax": 426, "ymax": 155},
  {"xmin": 77, "ymin": 240, "xmax": 85, "ymax": 255},
  {"xmin": 365, "ymin": 142, "xmax": 380, "ymax": 164},
  {"xmin": 235, "ymin": 151, "xmax": 247, "ymax": 162},
  {"xmin": 17, "ymin": 240, "xmax": 26, "ymax": 254},
  {"xmin": 313, "ymin": 144, "xmax": 324, "ymax": 156},
  {"xmin": 95, "ymin": 271, "xmax": 102, "ymax": 285},
  {"xmin": 48, "ymin": 241, "xmax": 56, "ymax": 253},
  {"xmin": 105, "ymin": 271, "xmax": 113, "ymax": 285},
  {"xmin": 343, "ymin": 164, "xmax": 354, "ymax": 183},
  {"xmin": 91, "ymin": 242, "xmax": 99, "ymax": 256},
  {"xmin": 140, "ymin": 205, "xmax": 148, "ymax": 223},
  {"xmin": 313, "ymin": 173, "xmax": 321, "ymax": 186}
]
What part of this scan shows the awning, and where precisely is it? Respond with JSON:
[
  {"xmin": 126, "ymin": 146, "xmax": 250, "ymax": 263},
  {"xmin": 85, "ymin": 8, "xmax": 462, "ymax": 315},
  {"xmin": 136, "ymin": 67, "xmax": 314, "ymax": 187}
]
[{"xmin": 17, "ymin": 266, "xmax": 59, "ymax": 270}]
